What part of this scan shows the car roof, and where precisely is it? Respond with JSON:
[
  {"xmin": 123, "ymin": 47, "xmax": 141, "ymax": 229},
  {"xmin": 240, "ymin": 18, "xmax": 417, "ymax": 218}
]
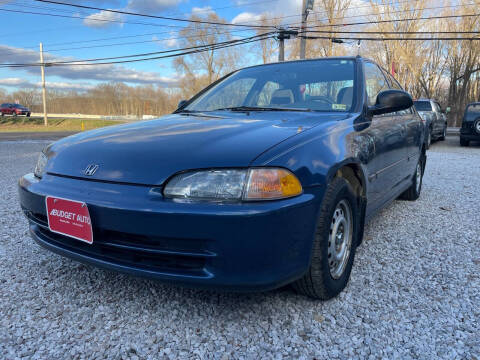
[
  {"xmin": 467, "ymin": 102, "xmax": 480, "ymax": 106},
  {"xmin": 414, "ymin": 99, "xmax": 437, "ymax": 102},
  {"xmin": 237, "ymin": 55, "xmax": 365, "ymax": 72}
]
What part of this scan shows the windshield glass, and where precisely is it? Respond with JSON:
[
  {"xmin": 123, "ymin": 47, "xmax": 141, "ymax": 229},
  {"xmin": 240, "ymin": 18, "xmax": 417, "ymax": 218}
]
[
  {"xmin": 414, "ymin": 101, "xmax": 432, "ymax": 112},
  {"xmin": 184, "ymin": 59, "xmax": 356, "ymax": 112}
]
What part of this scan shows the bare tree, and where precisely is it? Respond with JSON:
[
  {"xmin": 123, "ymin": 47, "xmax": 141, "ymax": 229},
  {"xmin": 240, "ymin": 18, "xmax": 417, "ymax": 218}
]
[{"xmin": 174, "ymin": 13, "xmax": 243, "ymax": 98}]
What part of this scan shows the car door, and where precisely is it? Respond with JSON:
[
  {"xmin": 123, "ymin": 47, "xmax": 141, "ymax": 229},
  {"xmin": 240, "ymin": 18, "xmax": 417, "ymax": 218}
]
[
  {"xmin": 385, "ymin": 72, "xmax": 421, "ymax": 178},
  {"xmin": 363, "ymin": 62, "xmax": 408, "ymax": 209}
]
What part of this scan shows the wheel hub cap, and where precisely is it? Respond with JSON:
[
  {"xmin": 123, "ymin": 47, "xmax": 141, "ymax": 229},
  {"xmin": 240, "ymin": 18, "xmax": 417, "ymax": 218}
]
[
  {"xmin": 328, "ymin": 200, "xmax": 353, "ymax": 279},
  {"xmin": 415, "ymin": 163, "xmax": 422, "ymax": 193}
]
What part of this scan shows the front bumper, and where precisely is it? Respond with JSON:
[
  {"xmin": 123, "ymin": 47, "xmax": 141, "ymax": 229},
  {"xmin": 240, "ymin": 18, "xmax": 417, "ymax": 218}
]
[{"xmin": 19, "ymin": 173, "xmax": 322, "ymax": 291}]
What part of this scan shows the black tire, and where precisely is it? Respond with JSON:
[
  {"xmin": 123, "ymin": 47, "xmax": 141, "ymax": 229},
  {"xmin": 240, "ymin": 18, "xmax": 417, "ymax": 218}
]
[
  {"xmin": 439, "ymin": 124, "xmax": 446, "ymax": 141},
  {"xmin": 399, "ymin": 156, "xmax": 424, "ymax": 201},
  {"xmin": 426, "ymin": 128, "xmax": 432, "ymax": 149},
  {"xmin": 292, "ymin": 177, "xmax": 359, "ymax": 300},
  {"xmin": 460, "ymin": 137, "xmax": 469, "ymax": 147},
  {"xmin": 474, "ymin": 119, "xmax": 480, "ymax": 135},
  {"xmin": 26, "ymin": 112, "xmax": 31, "ymax": 117}
]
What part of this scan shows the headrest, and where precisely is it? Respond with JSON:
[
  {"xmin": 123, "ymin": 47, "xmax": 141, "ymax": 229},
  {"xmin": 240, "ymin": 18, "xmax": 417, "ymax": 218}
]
[
  {"xmin": 337, "ymin": 87, "xmax": 353, "ymax": 105},
  {"xmin": 270, "ymin": 89, "xmax": 294, "ymax": 105}
]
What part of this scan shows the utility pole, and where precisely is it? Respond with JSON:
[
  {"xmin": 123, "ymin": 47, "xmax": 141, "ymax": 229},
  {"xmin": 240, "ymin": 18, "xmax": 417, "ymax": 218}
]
[
  {"xmin": 300, "ymin": 0, "xmax": 315, "ymax": 59},
  {"xmin": 39, "ymin": 42, "xmax": 48, "ymax": 126},
  {"xmin": 278, "ymin": 29, "xmax": 298, "ymax": 62},
  {"xmin": 279, "ymin": 32, "xmax": 285, "ymax": 61}
]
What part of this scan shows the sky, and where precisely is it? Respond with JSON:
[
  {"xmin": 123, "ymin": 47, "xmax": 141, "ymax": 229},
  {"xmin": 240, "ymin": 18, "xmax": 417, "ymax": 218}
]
[{"xmin": 0, "ymin": 0, "xmax": 304, "ymax": 92}]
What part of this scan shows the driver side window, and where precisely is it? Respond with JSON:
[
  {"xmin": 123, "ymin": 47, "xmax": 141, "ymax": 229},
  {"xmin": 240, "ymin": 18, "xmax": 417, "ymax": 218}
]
[{"xmin": 365, "ymin": 62, "xmax": 388, "ymax": 106}]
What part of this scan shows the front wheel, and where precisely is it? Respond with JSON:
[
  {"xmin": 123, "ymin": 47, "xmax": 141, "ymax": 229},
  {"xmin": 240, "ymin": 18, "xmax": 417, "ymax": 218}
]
[{"xmin": 292, "ymin": 177, "xmax": 359, "ymax": 300}]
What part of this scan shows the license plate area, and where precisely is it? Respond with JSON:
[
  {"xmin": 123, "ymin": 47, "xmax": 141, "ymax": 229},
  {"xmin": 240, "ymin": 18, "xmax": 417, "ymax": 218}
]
[{"xmin": 46, "ymin": 196, "xmax": 93, "ymax": 244}]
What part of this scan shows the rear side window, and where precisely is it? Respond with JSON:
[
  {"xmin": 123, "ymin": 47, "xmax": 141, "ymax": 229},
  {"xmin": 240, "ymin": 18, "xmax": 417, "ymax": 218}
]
[{"xmin": 414, "ymin": 101, "xmax": 432, "ymax": 112}]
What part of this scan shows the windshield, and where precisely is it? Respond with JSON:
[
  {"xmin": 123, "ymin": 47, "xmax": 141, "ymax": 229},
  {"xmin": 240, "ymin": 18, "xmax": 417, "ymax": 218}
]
[
  {"xmin": 414, "ymin": 101, "xmax": 432, "ymax": 112},
  {"xmin": 184, "ymin": 59, "xmax": 356, "ymax": 112}
]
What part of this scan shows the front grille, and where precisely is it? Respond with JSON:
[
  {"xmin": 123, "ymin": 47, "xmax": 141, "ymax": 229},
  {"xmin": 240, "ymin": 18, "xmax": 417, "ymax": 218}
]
[{"xmin": 24, "ymin": 209, "xmax": 213, "ymax": 277}]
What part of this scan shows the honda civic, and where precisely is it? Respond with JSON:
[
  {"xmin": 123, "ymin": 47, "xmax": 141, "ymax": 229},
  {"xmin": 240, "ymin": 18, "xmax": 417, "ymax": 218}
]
[{"xmin": 19, "ymin": 57, "xmax": 425, "ymax": 299}]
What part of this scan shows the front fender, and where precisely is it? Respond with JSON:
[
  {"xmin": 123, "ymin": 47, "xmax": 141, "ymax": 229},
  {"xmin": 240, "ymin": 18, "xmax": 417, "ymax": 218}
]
[{"xmin": 250, "ymin": 114, "xmax": 370, "ymax": 191}]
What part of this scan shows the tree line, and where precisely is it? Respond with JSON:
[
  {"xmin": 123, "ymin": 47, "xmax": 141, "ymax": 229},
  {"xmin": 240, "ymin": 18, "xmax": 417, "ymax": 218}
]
[{"xmin": 1, "ymin": 0, "xmax": 479, "ymax": 125}]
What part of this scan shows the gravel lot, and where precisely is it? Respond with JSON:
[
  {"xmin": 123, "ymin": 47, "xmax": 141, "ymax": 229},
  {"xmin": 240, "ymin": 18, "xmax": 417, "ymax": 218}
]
[{"xmin": 1, "ymin": 136, "xmax": 479, "ymax": 359}]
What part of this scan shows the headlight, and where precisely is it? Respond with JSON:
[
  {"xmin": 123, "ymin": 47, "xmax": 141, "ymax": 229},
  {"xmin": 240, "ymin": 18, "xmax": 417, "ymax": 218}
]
[
  {"xmin": 163, "ymin": 168, "xmax": 302, "ymax": 201},
  {"xmin": 34, "ymin": 152, "xmax": 48, "ymax": 178}
]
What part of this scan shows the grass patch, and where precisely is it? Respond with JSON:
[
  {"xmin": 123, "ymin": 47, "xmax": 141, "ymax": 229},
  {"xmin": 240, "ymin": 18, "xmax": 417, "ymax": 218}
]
[{"xmin": 0, "ymin": 117, "xmax": 126, "ymax": 132}]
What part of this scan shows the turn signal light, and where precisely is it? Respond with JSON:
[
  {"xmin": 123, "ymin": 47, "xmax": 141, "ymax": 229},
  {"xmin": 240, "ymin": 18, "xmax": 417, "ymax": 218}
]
[{"xmin": 244, "ymin": 168, "xmax": 303, "ymax": 200}]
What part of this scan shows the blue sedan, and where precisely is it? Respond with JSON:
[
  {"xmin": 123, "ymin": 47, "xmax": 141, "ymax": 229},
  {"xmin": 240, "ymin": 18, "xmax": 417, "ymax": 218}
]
[{"xmin": 19, "ymin": 57, "xmax": 425, "ymax": 299}]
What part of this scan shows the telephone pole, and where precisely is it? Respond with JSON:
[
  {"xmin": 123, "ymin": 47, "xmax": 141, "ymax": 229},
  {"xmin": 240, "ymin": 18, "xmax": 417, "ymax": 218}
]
[
  {"xmin": 39, "ymin": 42, "xmax": 48, "ymax": 126},
  {"xmin": 300, "ymin": 0, "xmax": 315, "ymax": 59},
  {"xmin": 279, "ymin": 32, "xmax": 285, "ymax": 61},
  {"xmin": 278, "ymin": 29, "xmax": 298, "ymax": 62}
]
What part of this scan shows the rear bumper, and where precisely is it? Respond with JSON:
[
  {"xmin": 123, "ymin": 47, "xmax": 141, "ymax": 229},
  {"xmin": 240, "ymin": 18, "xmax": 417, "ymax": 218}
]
[
  {"xmin": 19, "ymin": 173, "xmax": 322, "ymax": 291},
  {"xmin": 460, "ymin": 134, "xmax": 480, "ymax": 141},
  {"xmin": 460, "ymin": 123, "xmax": 480, "ymax": 139}
]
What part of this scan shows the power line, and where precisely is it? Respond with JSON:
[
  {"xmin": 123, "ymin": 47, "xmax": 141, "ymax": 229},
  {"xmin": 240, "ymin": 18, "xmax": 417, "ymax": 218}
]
[
  {"xmin": 0, "ymin": 33, "xmax": 274, "ymax": 68},
  {"xmin": 303, "ymin": 12, "xmax": 480, "ymax": 30},
  {"xmin": 305, "ymin": 30, "xmax": 480, "ymax": 35},
  {"xmin": 0, "ymin": 27, "xmax": 258, "ymax": 56},
  {"xmin": 33, "ymin": 0, "xmax": 276, "ymax": 29},
  {"xmin": 300, "ymin": 35, "xmax": 480, "ymax": 41},
  {"xmin": 48, "ymin": 33, "xmax": 276, "ymax": 64},
  {"xmin": 275, "ymin": 1, "xmax": 480, "ymax": 29}
]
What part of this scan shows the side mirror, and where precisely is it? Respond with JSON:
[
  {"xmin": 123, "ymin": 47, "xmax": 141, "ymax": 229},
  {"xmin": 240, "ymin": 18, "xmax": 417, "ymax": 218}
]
[
  {"xmin": 368, "ymin": 90, "xmax": 413, "ymax": 116},
  {"xmin": 446, "ymin": 106, "xmax": 451, "ymax": 113},
  {"xmin": 177, "ymin": 100, "xmax": 188, "ymax": 109}
]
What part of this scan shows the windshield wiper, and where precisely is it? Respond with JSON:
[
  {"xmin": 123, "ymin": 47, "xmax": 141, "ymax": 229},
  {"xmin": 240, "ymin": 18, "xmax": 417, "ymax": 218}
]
[
  {"xmin": 175, "ymin": 109, "xmax": 200, "ymax": 114},
  {"xmin": 211, "ymin": 106, "xmax": 312, "ymax": 112}
]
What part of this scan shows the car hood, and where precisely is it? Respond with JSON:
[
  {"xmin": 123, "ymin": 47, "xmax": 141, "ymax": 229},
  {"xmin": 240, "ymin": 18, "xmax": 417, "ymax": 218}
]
[{"xmin": 45, "ymin": 111, "xmax": 348, "ymax": 185}]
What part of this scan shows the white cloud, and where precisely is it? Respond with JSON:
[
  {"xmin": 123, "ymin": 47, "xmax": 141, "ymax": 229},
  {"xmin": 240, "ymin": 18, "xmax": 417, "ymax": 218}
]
[
  {"xmin": 231, "ymin": 12, "xmax": 263, "ymax": 25},
  {"xmin": 127, "ymin": 0, "xmax": 182, "ymax": 13},
  {"xmin": 191, "ymin": 6, "xmax": 216, "ymax": 17},
  {"xmin": 0, "ymin": 78, "xmax": 95, "ymax": 91},
  {"xmin": 152, "ymin": 35, "xmax": 178, "ymax": 48},
  {"xmin": 0, "ymin": 45, "xmax": 178, "ymax": 88},
  {"xmin": 0, "ymin": 78, "xmax": 30, "ymax": 87},
  {"xmin": 232, "ymin": 0, "xmax": 302, "ymax": 26},
  {"xmin": 83, "ymin": 10, "xmax": 124, "ymax": 28}
]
